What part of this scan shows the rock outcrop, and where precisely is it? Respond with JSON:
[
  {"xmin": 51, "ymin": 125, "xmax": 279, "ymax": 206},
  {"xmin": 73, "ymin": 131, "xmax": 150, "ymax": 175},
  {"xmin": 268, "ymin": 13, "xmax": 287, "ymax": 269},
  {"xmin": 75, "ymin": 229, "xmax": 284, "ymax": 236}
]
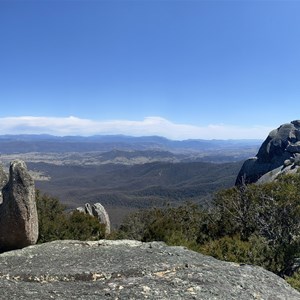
[
  {"xmin": 236, "ymin": 120, "xmax": 300, "ymax": 185},
  {"xmin": 0, "ymin": 164, "xmax": 8, "ymax": 204},
  {"xmin": 0, "ymin": 239, "xmax": 299, "ymax": 299},
  {"xmin": 77, "ymin": 202, "xmax": 111, "ymax": 235},
  {"xmin": 0, "ymin": 160, "xmax": 38, "ymax": 252}
]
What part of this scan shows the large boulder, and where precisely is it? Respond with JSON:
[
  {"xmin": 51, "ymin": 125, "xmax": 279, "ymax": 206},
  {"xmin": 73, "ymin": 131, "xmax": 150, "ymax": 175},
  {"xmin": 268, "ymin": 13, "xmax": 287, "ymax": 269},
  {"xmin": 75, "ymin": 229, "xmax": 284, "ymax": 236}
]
[
  {"xmin": 0, "ymin": 239, "xmax": 299, "ymax": 299},
  {"xmin": 0, "ymin": 160, "xmax": 38, "ymax": 252},
  {"xmin": 91, "ymin": 203, "xmax": 111, "ymax": 235},
  {"xmin": 236, "ymin": 120, "xmax": 300, "ymax": 185}
]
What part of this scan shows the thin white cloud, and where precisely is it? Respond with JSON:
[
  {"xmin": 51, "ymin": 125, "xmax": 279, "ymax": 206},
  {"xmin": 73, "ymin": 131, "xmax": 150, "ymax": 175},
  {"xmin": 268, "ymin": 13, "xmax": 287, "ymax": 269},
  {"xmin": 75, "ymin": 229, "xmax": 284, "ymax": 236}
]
[{"xmin": 0, "ymin": 116, "xmax": 272, "ymax": 140}]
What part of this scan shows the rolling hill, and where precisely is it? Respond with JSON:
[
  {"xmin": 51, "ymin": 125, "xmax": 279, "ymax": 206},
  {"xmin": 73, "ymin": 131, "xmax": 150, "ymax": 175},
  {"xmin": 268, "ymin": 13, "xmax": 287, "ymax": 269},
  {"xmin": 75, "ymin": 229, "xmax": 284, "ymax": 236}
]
[{"xmin": 31, "ymin": 160, "xmax": 243, "ymax": 227}]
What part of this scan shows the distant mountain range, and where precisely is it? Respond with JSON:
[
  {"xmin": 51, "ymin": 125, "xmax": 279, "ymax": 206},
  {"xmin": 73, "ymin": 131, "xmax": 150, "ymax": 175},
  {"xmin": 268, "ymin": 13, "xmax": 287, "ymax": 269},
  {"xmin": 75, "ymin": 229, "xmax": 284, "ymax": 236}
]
[{"xmin": 0, "ymin": 134, "xmax": 261, "ymax": 158}]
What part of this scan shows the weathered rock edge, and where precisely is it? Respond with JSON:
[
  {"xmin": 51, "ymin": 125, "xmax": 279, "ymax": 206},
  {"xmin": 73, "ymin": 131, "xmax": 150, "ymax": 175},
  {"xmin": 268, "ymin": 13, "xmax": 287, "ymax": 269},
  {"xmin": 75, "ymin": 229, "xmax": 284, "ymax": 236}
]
[{"xmin": 0, "ymin": 240, "xmax": 299, "ymax": 300}]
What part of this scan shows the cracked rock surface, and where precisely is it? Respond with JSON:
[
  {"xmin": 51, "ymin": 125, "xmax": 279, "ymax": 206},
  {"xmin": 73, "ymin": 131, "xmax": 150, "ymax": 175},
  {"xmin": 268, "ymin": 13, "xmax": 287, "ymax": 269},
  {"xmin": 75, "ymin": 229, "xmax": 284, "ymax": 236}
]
[{"xmin": 0, "ymin": 240, "xmax": 299, "ymax": 299}]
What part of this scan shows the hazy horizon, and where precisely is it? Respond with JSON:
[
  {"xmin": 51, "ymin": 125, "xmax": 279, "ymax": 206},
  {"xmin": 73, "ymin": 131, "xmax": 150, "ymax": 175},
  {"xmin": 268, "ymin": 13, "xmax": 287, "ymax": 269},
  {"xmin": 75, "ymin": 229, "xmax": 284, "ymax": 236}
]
[
  {"xmin": 0, "ymin": 115, "xmax": 273, "ymax": 139},
  {"xmin": 1, "ymin": 1, "xmax": 299, "ymax": 139}
]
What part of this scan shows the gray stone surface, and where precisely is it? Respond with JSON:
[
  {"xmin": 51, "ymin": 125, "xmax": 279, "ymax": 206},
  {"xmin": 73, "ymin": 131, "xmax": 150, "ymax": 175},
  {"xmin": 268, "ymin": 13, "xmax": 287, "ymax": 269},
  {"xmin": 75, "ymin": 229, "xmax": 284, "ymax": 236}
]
[
  {"xmin": 84, "ymin": 203, "xmax": 93, "ymax": 216},
  {"xmin": 236, "ymin": 120, "xmax": 300, "ymax": 184},
  {"xmin": 0, "ymin": 160, "xmax": 38, "ymax": 252},
  {"xmin": 91, "ymin": 202, "xmax": 111, "ymax": 235},
  {"xmin": 0, "ymin": 239, "xmax": 299, "ymax": 299},
  {"xmin": 76, "ymin": 206, "xmax": 85, "ymax": 213},
  {"xmin": 0, "ymin": 164, "xmax": 8, "ymax": 204}
]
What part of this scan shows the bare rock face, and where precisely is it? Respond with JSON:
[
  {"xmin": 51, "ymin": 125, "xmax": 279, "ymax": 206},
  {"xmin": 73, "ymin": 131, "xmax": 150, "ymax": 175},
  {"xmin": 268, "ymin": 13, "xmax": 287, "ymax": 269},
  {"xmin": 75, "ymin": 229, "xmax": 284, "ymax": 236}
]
[
  {"xmin": 0, "ymin": 164, "xmax": 8, "ymax": 205},
  {"xmin": 0, "ymin": 240, "xmax": 299, "ymax": 299},
  {"xmin": 236, "ymin": 120, "xmax": 300, "ymax": 185},
  {"xmin": 91, "ymin": 203, "xmax": 111, "ymax": 235},
  {"xmin": 84, "ymin": 203, "xmax": 93, "ymax": 216},
  {"xmin": 77, "ymin": 202, "xmax": 111, "ymax": 236},
  {"xmin": 0, "ymin": 160, "xmax": 38, "ymax": 252}
]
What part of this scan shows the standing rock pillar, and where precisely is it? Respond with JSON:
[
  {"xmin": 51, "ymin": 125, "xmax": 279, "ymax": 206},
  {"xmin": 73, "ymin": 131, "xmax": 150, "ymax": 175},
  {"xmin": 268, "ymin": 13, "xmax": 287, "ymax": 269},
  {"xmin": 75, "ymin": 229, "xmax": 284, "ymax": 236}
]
[{"xmin": 0, "ymin": 160, "xmax": 38, "ymax": 252}]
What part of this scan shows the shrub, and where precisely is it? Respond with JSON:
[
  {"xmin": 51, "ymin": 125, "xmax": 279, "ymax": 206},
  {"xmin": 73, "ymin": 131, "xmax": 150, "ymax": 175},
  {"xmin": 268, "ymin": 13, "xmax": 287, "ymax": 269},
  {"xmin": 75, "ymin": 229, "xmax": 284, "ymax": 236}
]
[
  {"xmin": 199, "ymin": 234, "xmax": 276, "ymax": 271},
  {"xmin": 36, "ymin": 190, "xmax": 106, "ymax": 243},
  {"xmin": 116, "ymin": 202, "xmax": 207, "ymax": 247},
  {"xmin": 287, "ymin": 271, "xmax": 300, "ymax": 291}
]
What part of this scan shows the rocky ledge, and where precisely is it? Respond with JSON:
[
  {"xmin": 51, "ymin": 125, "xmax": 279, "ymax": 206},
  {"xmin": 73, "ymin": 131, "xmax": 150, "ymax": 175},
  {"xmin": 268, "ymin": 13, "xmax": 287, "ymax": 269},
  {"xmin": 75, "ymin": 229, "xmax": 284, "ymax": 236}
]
[{"xmin": 0, "ymin": 240, "xmax": 299, "ymax": 299}]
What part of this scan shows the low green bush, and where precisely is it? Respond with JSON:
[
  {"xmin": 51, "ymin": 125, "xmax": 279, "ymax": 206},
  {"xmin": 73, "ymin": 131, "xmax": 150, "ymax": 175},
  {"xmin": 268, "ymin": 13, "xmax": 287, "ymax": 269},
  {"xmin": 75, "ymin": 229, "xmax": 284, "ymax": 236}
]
[
  {"xmin": 36, "ymin": 190, "xmax": 106, "ymax": 243},
  {"xmin": 287, "ymin": 271, "xmax": 300, "ymax": 291}
]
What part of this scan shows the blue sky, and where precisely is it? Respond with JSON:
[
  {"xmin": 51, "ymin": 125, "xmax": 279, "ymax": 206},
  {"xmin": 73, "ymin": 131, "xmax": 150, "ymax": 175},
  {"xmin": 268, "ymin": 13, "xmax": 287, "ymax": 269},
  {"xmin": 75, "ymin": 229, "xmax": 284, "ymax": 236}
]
[{"xmin": 1, "ymin": 0, "xmax": 300, "ymax": 139}]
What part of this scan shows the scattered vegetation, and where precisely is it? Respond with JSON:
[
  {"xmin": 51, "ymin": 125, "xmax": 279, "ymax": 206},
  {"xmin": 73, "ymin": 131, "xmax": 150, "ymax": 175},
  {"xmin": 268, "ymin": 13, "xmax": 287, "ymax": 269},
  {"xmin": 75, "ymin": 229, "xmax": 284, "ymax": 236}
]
[
  {"xmin": 36, "ymin": 190, "xmax": 106, "ymax": 243},
  {"xmin": 115, "ymin": 173, "xmax": 300, "ymax": 290}
]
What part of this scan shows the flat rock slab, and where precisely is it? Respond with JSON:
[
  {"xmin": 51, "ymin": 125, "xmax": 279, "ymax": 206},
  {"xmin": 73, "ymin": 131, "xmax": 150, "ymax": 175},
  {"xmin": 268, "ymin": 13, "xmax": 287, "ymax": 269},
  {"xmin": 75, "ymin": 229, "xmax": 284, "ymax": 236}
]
[{"xmin": 0, "ymin": 240, "xmax": 299, "ymax": 299}]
